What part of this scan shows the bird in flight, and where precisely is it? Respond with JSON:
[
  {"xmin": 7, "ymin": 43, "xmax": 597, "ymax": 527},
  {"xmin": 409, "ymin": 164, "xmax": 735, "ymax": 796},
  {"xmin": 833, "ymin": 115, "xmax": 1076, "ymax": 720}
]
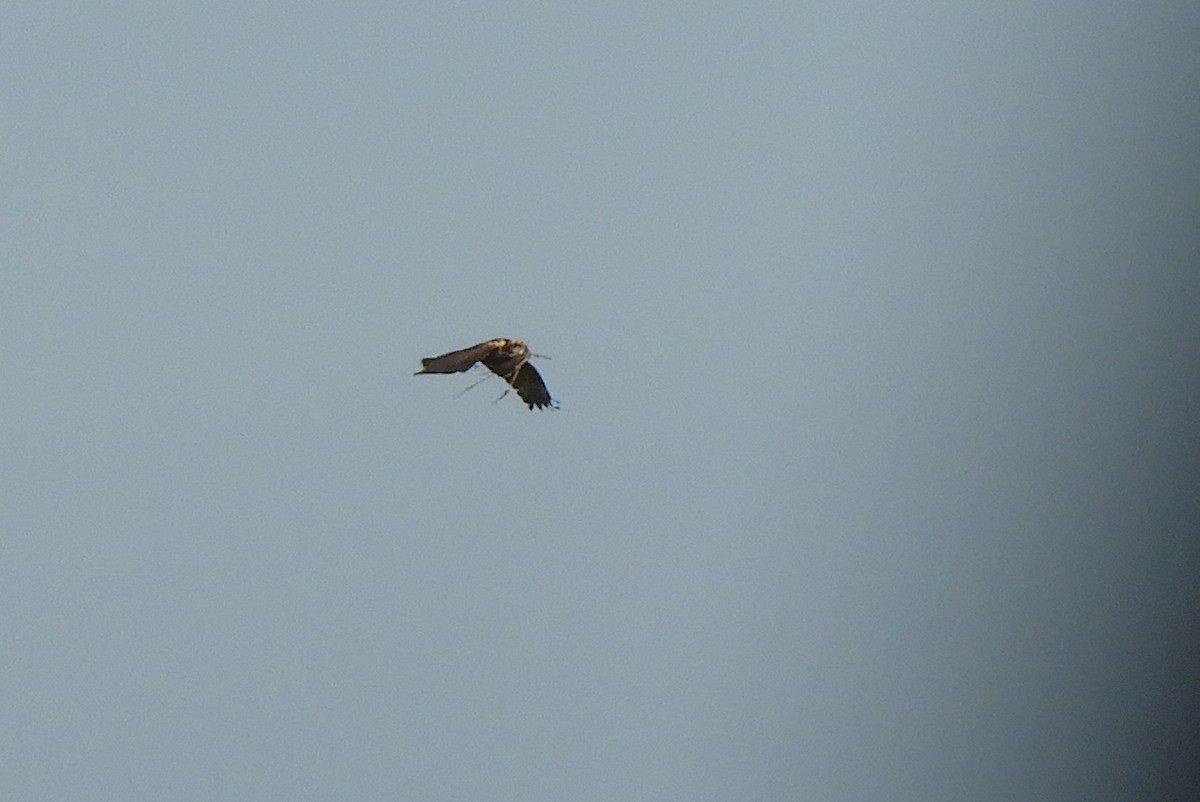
[{"xmin": 415, "ymin": 338, "xmax": 556, "ymax": 410}]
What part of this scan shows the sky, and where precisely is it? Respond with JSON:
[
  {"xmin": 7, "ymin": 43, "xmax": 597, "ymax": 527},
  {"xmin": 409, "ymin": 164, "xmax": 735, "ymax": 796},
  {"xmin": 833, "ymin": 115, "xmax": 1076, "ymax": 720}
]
[{"xmin": 2, "ymin": 2, "xmax": 1198, "ymax": 799}]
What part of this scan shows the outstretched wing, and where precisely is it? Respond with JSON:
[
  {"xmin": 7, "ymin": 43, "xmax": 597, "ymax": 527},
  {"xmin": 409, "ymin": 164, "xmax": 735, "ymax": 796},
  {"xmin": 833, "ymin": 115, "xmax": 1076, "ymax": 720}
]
[
  {"xmin": 414, "ymin": 342, "xmax": 495, "ymax": 375},
  {"xmin": 507, "ymin": 362, "xmax": 554, "ymax": 410}
]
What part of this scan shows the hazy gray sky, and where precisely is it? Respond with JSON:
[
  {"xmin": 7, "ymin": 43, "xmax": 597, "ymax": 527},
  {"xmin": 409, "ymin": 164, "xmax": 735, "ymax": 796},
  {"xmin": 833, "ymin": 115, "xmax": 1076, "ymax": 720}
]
[{"xmin": 3, "ymin": 2, "xmax": 1197, "ymax": 799}]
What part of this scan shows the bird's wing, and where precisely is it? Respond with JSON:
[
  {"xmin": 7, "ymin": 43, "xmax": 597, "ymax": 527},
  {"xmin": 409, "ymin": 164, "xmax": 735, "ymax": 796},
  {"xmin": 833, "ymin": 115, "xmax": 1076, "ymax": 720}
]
[
  {"xmin": 414, "ymin": 342, "xmax": 495, "ymax": 375},
  {"xmin": 508, "ymin": 362, "xmax": 554, "ymax": 410}
]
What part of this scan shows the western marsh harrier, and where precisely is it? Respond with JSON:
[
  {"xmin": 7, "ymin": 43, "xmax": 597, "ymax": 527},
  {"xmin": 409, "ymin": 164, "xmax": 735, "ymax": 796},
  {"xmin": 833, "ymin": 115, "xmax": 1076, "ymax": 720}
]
[{"xmin": 415, "ymin": 338, "xmax": 555, "ymax": 410}]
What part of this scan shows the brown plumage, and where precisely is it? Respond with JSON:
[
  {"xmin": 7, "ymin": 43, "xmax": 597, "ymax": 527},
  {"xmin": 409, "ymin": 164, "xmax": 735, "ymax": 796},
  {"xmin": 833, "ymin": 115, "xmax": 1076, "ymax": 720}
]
[{"xmin": 415, "ymin": 338, "xmax": 556, "ymax": 410}]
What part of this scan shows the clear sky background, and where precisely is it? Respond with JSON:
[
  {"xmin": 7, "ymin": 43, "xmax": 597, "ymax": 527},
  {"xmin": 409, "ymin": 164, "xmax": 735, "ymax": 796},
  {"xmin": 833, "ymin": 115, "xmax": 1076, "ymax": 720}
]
[{"xmin": 3, "ymin": 2, "xmax": 1197, "ymax": 799}]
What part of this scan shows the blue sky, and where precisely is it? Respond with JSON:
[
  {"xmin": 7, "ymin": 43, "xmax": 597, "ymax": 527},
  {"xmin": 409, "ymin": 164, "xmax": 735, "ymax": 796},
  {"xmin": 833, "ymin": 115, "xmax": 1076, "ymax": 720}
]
[{"xmin": 3, "ymin": 2, "xmax": 1198, "ymax": 799}]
